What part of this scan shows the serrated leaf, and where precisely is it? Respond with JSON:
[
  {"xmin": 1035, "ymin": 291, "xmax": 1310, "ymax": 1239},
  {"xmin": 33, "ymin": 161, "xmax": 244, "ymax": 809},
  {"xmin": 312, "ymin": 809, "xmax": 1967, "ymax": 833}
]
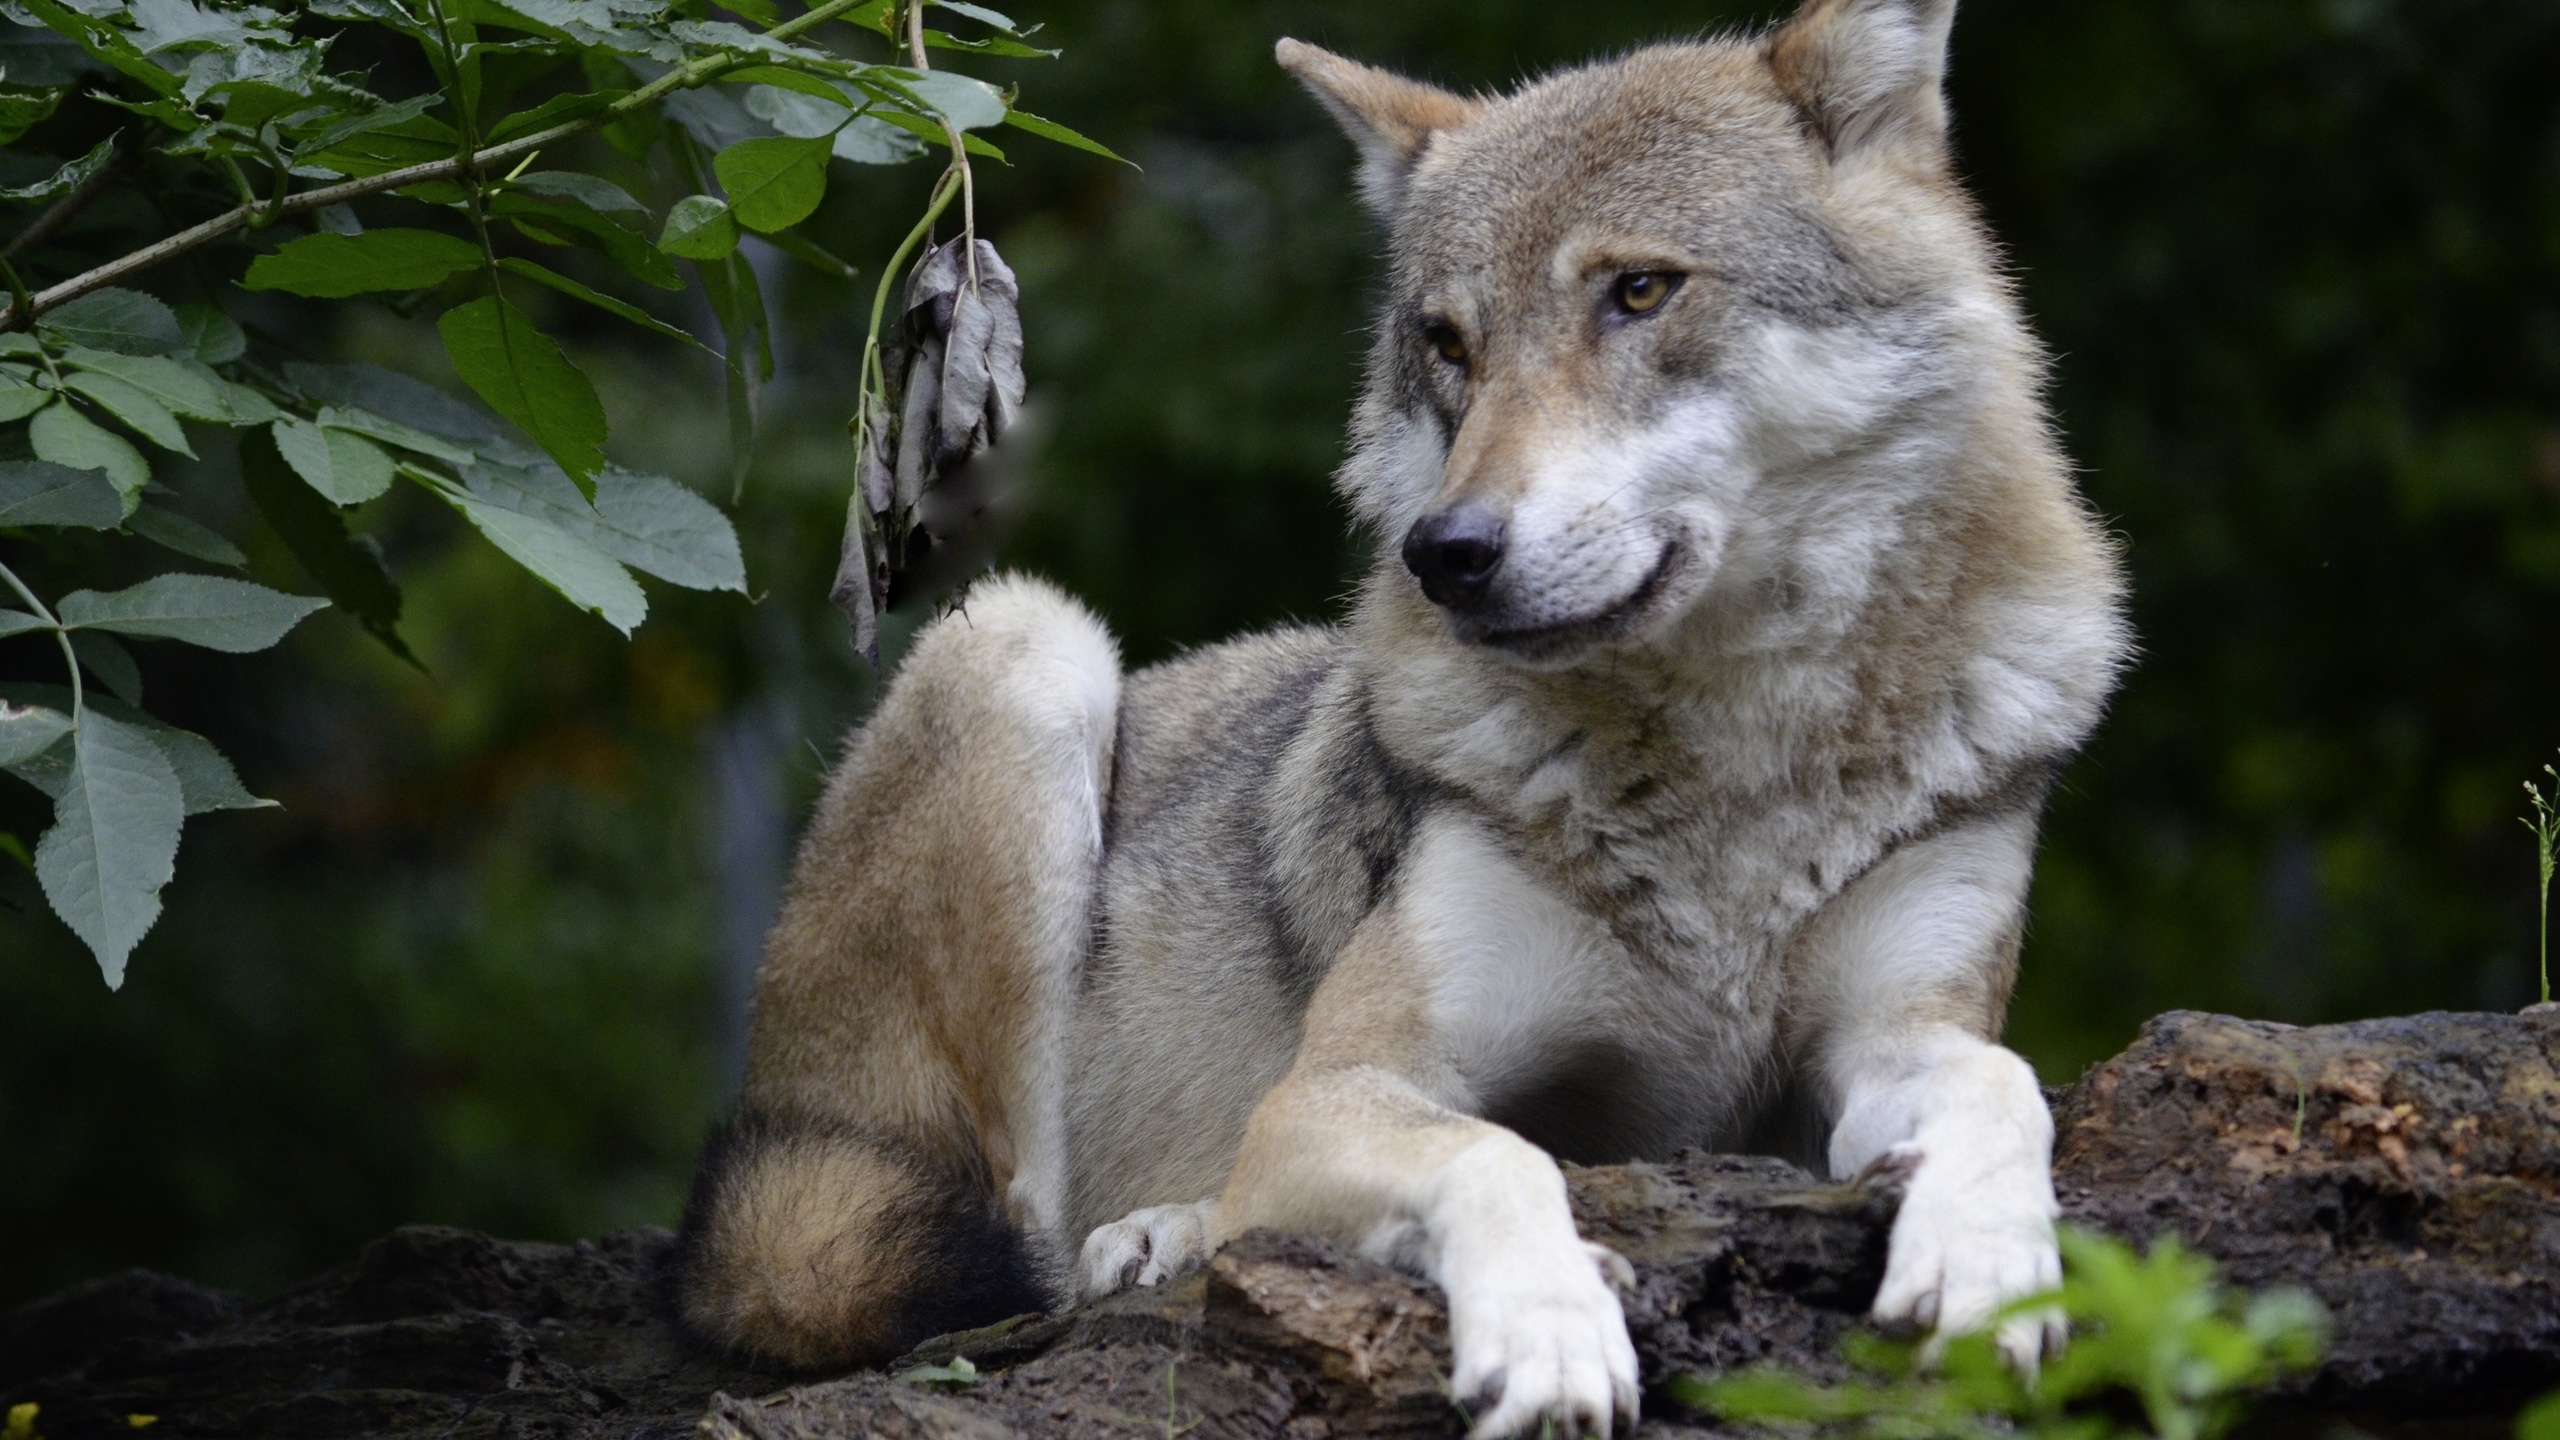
[
  {"xmin": 125, "ymin": 504, "xmax": 245, "ymax": 568},
  {"xmin": 273, "ymin": 415, "xmax": 394, "ymax": 505},
  {"xmin": 241, "ymin": 228, "xmax": 484, "ymax": 297},
  {"xmin": 70, "ymin": 629, "xmax": 142, "ymax": 705},
  {"xmin": 37, "ymin": 287, "xmax": 186, "ymax": 356},
  {"xmin": 495, "ymin": 257, "xmax": 712, "ymax": 352},
  {"xmin": 63, "ymin": 347, "xmax": 230, "ymax": 421},
  {"xmin": 0, "ymin": 701, "xmax": 70, "ymax": 768},
  {"xmin": 59, "ymin": 370, "xmax": 192, "ymax": 455},
  {"xmin": 0, "ymin": 82, "xmax": 66, "ymax": 146},
  {"xmin": 466, "ymin": 460, "xmax": 744, "ymax": 592},
  {"xmin": 238, "ymin": 426, "xmax": 415, "ymax": 666},
  {"xmin": 287, "ymin": 90, "xmax": 444, "ymax": 158},
  {"xmin": 34, "ymin": 707, "xmax": 183, "ymax": 988},
  {"xmin": 219, "ymin": 381, "xmax": 281, "ymax": 424},
  {"xmin": 58, "ymin": 573, "xmax": 329, "ymax": 652},
  {"xmin": 317, "ymin": 405, "xmax": 476, "ymax": 465},
  {"xmin": 0, "ymin": 133, "xmax": 115, "ymax": 202},
  {"xmin": 174, "ymin": 302, "xmax": 246, "ymax": 365},
  {"xmin": 890, "ymin": 69, "xmax": 1005, "ymax": 131},
  {"xmin": 485, "ymin": 86, "xmax": 627, "ymax": 144},
  {"xmin": 713, "ymin": 134, "xmax": 831, "ymax": 234},
  {"xmin": 504, "ymin": 170, "xmax": 647, "ymax": 214},
  {"xmin": 0, "ymin": 684, "xmax": 271, "ymax": 815},
  {"xmin": 657, "ymin": 194, "xmax": 737, "ymax": 260},
  {"xmin": 0, "ymin": 371, "xmax": 50, "ymax": 422},
  {"xmin": 0, "ymin": 608, "xmax": 49, "ymax": 637},
  {"xmin": 30, "ymin": 399, "xmax": 148, "ymax": 502},
  {"xmin": 285, "ymin": 361, "xmax": 511, "ymax": 452},
  {"xmin": 0, "ymin": 459, "xmax": 121, "ymax": 527},
  {"xmin": 490, "ymin": 191, "xmax": 682, "ymax": 290},
  {"xmin": 1005, "ymin": 109, "xmax": 1130, "ymax": 165},
  {"xmin": 440, "ymin": 484, "xmax": 646, "ymax": 633},
  {"xmin": 726, "ymin": 65, "xmax": 846, "ymax": 103},
  {"xmin": 439, "ymin": 296, "xmax": 607, "ymax": 494}
]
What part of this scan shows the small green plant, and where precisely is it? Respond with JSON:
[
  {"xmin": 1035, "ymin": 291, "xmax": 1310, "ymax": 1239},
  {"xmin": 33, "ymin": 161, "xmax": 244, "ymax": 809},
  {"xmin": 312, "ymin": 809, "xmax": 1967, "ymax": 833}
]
[
  {"xmin": 1672, "ymin": 1229, "xmax": 2328, "ymax": 1440},
  {"xmin": 2525, "ymin": 759, "xmax": 2558, "ymax": 1004},
  {"xmin": 895, "ymin": 1353, "xmax": 980, "ymax": 1389}
]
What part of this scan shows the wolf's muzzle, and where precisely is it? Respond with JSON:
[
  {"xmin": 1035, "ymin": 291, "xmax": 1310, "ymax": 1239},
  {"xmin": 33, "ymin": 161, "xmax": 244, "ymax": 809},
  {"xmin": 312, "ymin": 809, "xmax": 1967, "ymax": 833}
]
[{"xmin": 1403, "ymin": 504, "xmax": 1507, "ymax": 608}]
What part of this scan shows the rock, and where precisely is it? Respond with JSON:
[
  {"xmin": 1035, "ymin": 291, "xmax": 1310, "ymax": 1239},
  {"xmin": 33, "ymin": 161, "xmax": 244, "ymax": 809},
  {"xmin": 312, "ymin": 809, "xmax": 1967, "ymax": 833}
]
[{"xmin": 8, "ymin": 1010, "xmax": 2558, "ymax": 1438}]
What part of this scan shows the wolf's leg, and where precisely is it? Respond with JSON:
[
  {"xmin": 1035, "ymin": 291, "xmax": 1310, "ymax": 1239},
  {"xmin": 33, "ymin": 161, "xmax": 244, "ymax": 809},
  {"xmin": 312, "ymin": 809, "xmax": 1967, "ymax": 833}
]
[
  {"xmin": 1216, "ymin": 901, "xmax": 1640, "ymax": 1440},
  {"xmin": 1078, "ymin": 1196, "xmax": 1220, "ymax": 1298},
  {"xmin": 675, "ymin": 576, "xmax": 1118, "ymax": 1368},
  {"xmin": 1790, "ymin": 809, "xmax": 2064, "ymax": 1372}
]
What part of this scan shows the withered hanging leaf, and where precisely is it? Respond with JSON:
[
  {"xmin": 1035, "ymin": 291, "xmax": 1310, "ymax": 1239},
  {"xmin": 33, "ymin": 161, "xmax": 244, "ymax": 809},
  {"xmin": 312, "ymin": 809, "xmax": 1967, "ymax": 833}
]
[{"xmin": 831, "ymin": 237, "xmax": 1029, "ymax": 664}]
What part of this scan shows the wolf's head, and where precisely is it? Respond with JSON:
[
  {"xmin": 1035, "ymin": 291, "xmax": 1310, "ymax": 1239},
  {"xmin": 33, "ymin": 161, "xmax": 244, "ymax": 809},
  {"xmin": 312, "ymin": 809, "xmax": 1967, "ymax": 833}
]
[{"xmin": 1286, "ymin": 0, "xmax": 2049, "ymax": 669}]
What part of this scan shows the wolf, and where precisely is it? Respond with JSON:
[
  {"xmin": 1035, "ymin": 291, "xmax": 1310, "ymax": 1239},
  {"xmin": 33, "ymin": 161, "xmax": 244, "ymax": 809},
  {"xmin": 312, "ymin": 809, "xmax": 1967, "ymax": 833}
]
[{"xmin": 673, "ymin": 0, "xmax": 2129, "ymax": 1433}]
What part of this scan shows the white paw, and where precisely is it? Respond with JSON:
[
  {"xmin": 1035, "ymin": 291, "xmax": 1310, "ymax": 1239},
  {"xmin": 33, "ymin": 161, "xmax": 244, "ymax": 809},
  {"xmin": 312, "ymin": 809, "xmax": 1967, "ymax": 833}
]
[
  {"xmin": 1870, "ymin": 1139, "xmax": 2066, "ymax": 1374},
  {"xmin": 1444, "ymin": 1239, "xmax": 1641, "ymax": 1439},
  {"xmin": 1078, "ymin": 1198, "xmax": 1219, "ymax": 1301}
]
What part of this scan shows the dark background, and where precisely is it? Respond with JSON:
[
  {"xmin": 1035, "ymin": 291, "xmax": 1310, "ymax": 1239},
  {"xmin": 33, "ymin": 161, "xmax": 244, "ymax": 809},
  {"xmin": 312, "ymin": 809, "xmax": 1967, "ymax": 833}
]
[{"xmin": 3, "ymin": 0, "xmax": 2556, "ymax": 1306}]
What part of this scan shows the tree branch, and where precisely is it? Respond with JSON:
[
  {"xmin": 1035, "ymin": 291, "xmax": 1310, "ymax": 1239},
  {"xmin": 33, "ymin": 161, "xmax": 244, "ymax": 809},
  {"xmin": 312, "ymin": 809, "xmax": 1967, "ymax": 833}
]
[{"xmin": 0, "ymin": 0, "xmax": 873, "ymax": 332}]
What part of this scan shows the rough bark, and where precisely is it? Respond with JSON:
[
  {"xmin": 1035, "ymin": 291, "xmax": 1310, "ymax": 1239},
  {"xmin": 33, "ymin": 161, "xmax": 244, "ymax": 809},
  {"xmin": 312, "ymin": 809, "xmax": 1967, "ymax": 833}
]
[{"xmin": 7, "ymin": 1008, "xmax": 2555, "ymax": 1440}]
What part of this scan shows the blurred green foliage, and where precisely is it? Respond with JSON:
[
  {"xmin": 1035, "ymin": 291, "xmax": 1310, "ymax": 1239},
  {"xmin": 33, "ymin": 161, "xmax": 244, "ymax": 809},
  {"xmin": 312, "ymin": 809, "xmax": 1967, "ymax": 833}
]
[{"xmin": 3, "ymin": 0, "xmax": 2557, "ymax": 1306}]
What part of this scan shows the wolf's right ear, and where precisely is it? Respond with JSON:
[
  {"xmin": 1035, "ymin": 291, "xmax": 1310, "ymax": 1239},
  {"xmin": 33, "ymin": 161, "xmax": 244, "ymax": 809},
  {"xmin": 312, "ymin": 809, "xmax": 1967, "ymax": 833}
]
[
  {"xmin": 1767, "ymin": 0, "xmax": 1958, "ymax": 161},
  {"xmin": 1276, "ymin": 39, "xmax": 1479, "ymax": 217}
]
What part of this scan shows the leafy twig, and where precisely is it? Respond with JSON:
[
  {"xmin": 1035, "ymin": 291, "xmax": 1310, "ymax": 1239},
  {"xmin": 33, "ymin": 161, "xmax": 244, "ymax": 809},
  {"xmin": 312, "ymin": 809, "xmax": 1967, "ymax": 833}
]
[
  {"xmin": 2525, "ymin": 762, "xmax": 2557, "ymax": 1005},
  {"xmin": 0, "ymin": 0, "xmax": 876, "ymax": 331}
]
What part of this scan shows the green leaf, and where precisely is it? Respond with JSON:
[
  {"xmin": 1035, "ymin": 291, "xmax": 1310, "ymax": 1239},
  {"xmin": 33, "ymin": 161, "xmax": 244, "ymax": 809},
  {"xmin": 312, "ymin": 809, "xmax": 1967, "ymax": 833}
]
[
  {"xmin": 713, "ymin": 135, "xmax": 831, "ymax": 234},
  {"xmin": 0, "ymin": 609, "xmax": 48, "ymax": 639},
  {"xmin": 219, "ymin": 381, "xmax": 282, "ymax": 424},
  {"xmin": 287, "ymin": 91, "xmax": 446, "ymax": 158},
  {"xmin": 657, "ymin": 194, "xmax": 738, "ymax": 260},
  {"xmin": 0, "ymin": 460, "xmax": 122, "ymax": 528},
  {"xmin": 58, "ymin": 573, "xmax": 330, "ymax": 652},
  {"xmin": 37, "ymin": 287, "xmax": 187, "ymax": 357},
  {"xmin": 439, "ymin": 484, "xmax": 646, "ymax": 633},
  {"xmin": 716, "ymin": 0, "xmax": 779, "ymax": 23},
  {"xmin": 284, "ymin": 361, "xmax": 509, "ymax": 452},
  {"xmin": 485, "ymin": 86, "xmax": 628, "ymax": 144},
  {"xmin": 1005, "ymin": 109, "xmax": 1132, "ymax": 165},
  {"xmin": 873, "ymin": 106, "xmax": 1004, "ymax": 160},
  {"xmin": 1, "ymin": 684, "xmax": 272, "ymax": 816},
  {"xmin": 495, "ymin": 257, "xmax": 713, "ymax": 352},
  {"xmin": 315, "ymin": 405, "xmax": 477, "ymax": 466},
  {"xmin": 69, "ymin": 629, "xmax": 143, "ymax": 706},
  {"xmin": 933, "ymin": 0, "xmax": 1020, "ymax": 32},
  {"xmin": 33, "ymin": 708, "xmax": 184, "ymax": 988},
  {"xmin": 240, "ymin": 228, "xmax": 485, "ymax": 298},
  {"xmin": 0, "ymin": 83, "xmax": 66, "ymax": 147},
  {"xmin": 2519, "ymin": 1389, "xmax": 2560, "ymax": 1440},
  {"xmin": 761, "ymin": 227, "xmax": 857, "ymax": 279},
  {"xmin": 64, "ymin": 348, "xmax": 231, "ymax": 422},
  {"xmin": 504, "ymin": 170, "xmax": 647, "ymax": 215},
  {"xmin": 0, "ymin": 133, "xmax": 116, "ymax": 203},
  {"xmin": 273, "ymin": 416, "xmax": 395, "ymax": 505},
  {"xmin": 175, "ymin": 303, "xmax": 246, "ymax": 366},
  {"xmin": 491, "ymin": 191, "xmax": 683, "ymax": 290},
  {"xmin": 59, "ymin": 371, "xmax": 193, "ymax": 455},
  {"xmin": 466, "ymin": 460, "xmax": 746, "ymax": 592},
  {"xmin": 0, "ymin": 371, "xmax": 52, "ymax": 422},
  {"xmin": 891, "ymin": 69, "xmax": 1006, "ymax": 130},
  {"xmin": 723, "ymin": 65, "xmax": 847, "ymax": 103},
  {"xmin": 299, "ymin": 111, "xmax": 461, "ymax": 178},
  {"xmin": 125, "ymin": 504, "xmax": 247, "ymax": 568},
  {"xmin": 30, "ymin": 400, "xmax": 149, "ymax": 503},
  {"xmin": 0, "ymin": 701, "xmax": 70, "ymax": 769},
  {"xmin": 439, "ymin": 296, "xmax": 608, "ymax": 494},
  {"xmin": 238, "ymin": 426, "xmax": 416, "ymax": 666}
]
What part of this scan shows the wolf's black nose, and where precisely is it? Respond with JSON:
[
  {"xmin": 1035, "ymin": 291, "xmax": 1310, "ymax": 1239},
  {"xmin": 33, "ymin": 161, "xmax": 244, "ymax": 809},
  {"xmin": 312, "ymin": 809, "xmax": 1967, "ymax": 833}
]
[{"xmin": 1402, "ymin": 506, "xmax": 1507, "ymax": 607}]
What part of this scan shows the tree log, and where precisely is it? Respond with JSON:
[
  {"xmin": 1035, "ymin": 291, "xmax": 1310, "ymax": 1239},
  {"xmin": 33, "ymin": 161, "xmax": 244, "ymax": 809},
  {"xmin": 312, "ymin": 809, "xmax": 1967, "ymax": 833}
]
[{"xmin": 7, "ymin": 1008, "xmax": 2555, "ymax": 1439}]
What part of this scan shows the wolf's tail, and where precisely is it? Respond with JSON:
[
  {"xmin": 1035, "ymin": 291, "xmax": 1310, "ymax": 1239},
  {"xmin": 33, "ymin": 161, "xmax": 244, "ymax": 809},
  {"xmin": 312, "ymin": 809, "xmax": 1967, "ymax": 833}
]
[{"xmin": 672, "ymin": 1113, "xmax": 1049, "ymax": 1368}]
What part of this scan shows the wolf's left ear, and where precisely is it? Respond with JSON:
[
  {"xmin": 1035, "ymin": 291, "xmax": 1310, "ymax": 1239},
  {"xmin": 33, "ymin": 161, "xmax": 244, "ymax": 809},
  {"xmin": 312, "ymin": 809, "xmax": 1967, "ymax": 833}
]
[
  {"xmin": 1767, "ymin": 0, "xmax": 1958, "ymax": 160},
  {"xmin": 1276, "ymin": 39, "xmax": 1480, "ymax": 216}
]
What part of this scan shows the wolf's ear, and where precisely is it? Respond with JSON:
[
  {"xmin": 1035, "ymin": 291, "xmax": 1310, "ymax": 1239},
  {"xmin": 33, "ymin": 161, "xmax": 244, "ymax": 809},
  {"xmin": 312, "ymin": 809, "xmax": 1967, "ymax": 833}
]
[
  {"xmin": 1276, "ymin": 39, "xmax": 1479, "ymax": 216},
  {"xmin": 1767, "ymin": 0, "xmax": 1958, "ymax": 160}
]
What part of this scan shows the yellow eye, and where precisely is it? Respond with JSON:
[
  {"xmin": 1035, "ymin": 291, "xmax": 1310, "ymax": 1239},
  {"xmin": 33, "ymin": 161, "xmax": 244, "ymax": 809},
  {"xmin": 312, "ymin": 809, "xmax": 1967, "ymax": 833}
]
[
  {"xmin": 1425, "ymin": 323, "xmax": 1468, "ymax": 367},
  {"xmin": 1614, "ymin": 271, "xmax": 1678, "ymax": 314}
]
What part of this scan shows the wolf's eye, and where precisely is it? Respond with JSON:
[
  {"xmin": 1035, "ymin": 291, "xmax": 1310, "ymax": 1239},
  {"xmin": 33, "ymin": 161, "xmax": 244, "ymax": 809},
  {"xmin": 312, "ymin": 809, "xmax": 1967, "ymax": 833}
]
[
  {"xmin": 1424, "ymin": 323, "xmax": 1468, "ymax": 368},
  {"xmin": 1613, "ymin": 271, "xmax": 1681, "ymax": 315}
]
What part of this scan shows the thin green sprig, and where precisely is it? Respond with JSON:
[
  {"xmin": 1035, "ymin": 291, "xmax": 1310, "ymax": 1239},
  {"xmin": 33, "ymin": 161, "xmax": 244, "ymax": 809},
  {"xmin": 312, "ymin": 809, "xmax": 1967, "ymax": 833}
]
[{"xmin": 2524, "ymin": 759, "xmax": 2558, "ymax": 1005}]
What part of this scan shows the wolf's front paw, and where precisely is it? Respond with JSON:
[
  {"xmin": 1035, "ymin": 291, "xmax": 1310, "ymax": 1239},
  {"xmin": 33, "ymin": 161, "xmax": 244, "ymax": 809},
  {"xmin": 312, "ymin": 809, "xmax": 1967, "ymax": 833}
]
[
  {"xmin": 1445, "ymin": 1240, "xmax": 1640, "ymax": 1439},
  {"xmin": 1078, "ymin": 1198, "xmax": 1219, "ymax": 1300},
  {"xmin": 1870, "ymin": 1140, "xmax": 2065, "ymax": 1373}
]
